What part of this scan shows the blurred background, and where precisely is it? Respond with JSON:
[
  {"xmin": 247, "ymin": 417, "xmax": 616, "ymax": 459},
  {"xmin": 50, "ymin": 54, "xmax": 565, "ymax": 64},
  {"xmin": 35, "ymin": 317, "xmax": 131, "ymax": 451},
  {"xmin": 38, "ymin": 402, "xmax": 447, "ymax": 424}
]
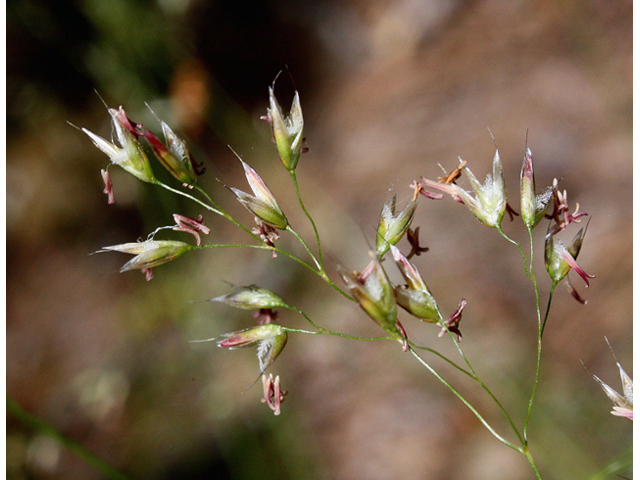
[{"xmin": 7, "ymin": 0, "xmax": 632, "ymax": 479}]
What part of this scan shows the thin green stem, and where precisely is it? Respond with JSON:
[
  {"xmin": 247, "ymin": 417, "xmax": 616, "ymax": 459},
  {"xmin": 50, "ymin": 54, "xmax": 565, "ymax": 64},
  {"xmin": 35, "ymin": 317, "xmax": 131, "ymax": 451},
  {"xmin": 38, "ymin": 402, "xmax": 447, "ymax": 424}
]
[
  {"xmin": 283, "ymin": 304, "xmax": 326, "ymax": 331},
  {"xmin": 422, "ymin": 306, "xmax": 523, "ymax": 444},
  {"xmin": 520, "ymin": 225, "xmax": 554, "ymax": 461},
  {"xmin": 318, "ymin": 273, "xmax": 355, "ymax": 302},
  {"xmin": 156, "ymin": 181, "xmax": 222, "ymax": 215},
  {"xmin": 540, "ymin": 283, "xmax": 556, "ymax": 338},
  {"xmin": 437, "ymin": 326, "xmax": 525, "ymax": 445},
  {"xmin": 7, "ymin": 398, "xmax": 132, "ymax": 480},
  {"xmin": 522, "ymin": 226, "xmax": 546, "ymax": 442},
  {"xmin": 290, "ymin": 304, "xmax": 516, "ymax": 446},
  {"xmin": 495, "ymin": 225, "xmax": 551, "ymax": 461},
  {"xmin": 286, "ymin": 225, "xmax": 321, "ymax": 271},
  {"xmin": 193, "ymin": 184, "xmax": 217, "ymax": 205},
  {"xmin": 163, "ymin": 182, "xmax": 353, "ymax": 302},
  {"xmin": 523, "ymin": 226, "xmax": 541, "ymax": 442},
  {"xmin": 197, "ymin": 241, "xmax": 353, "ymax": 303},
  {"xmin": 193, "ymin": 183, "xmax": 259, "ymax": 239},
  {"xmin": 284, "ymin": 225, "xmax": 355, "ymax": 302},
  {"xmin": 587, "ymin": 446, "xmax": 633, "ymax": 480},
  {"xmin": 283, "ymin": 306, "xmax": 389, "ymax": 341},
  {"xmin": 524, "ymin": 329, "xmax": 543, "ymax": 444},
  {"xmin": 497, "ymin": 225, "xmax": 544, "ymax": 445},
  {"xmin": 497, "ymin": 226, "xmax": 528, "ymax": 276},
  {"xmin": 523, "ymin": 448, "xmax": 544, "ymax": 480},
  {"xmin": 285, "ymin": 326, "xmax": 391, "ymax": 342},
  {"xmin": 416, "ymin": 337, "xmax": 541, "ymax": 477},
  {"xmin": 409, "ymin": 341, "xmax": 472, "ymax": 377},
  {"xmin": 408, "ymin": 348, "xmax": 520, "ymax": 452},
  {"xmin": 156, "ymin": 181, "xmax": 262, "ymax": 243},
  {"xmin": 410, "ymin": 294, "xmax": 524, "ymax": 444},
  {"xmin": 196, "ymin": 243, "xmax": 319, "ymax": 274},
  {"xmin": 441, "ymin": 319, "xmax": 477, "ymax": 375},
  {"xmin": 474, "ymin": 375, "xmax": 524, "ymax": 445},
  {"xmin": 284, "ymin": 175, "xmax": 351, "ymax": 298},
  {"xmin": 527, "ymin": 227, "xmax": 535, "ymax": 278},
  {"xmin": 290, "ymin": 171, "xmax": 323, "ymax": 268}
]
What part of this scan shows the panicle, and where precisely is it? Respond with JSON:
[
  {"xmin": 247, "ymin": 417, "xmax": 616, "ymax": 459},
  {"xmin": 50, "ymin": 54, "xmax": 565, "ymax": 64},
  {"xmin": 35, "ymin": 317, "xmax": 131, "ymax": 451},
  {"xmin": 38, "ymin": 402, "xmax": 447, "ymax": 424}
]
[
  {"xmin": 210, "ymin": 285, "xmax": 288, "ymax": 310},
  {"xmin": 419, "ymin": 146, "xmax": 507, "ymax": 228},
  {"xmin": 376, "ymin": 185, "xmax": 419, "ymax": 258},
  {"xmin": 592, "ymin": 341, "xmax": 633, "ymax": 421},
  {"xmin": 98, "ymin": 239, "xmax": 194, "ymax": 281},
  {"xmin": 218, "ymin": 324, "xmax": 288, "ymax": 373},
  {"xmin": 391, "ymin": 246, "xmax": 441, "ymax": 323},
  {"xmin": 265, "ymin": 87, "xmax": 304, "ymax": 171},
  {"xmin": 520, "ymin": 145, "xmax": 552, "ymax": 229},
  {"xmin": 544, "ymin": 222, "xmax": 594, "ymax": 287},
  {"xmin": 230, "ymin": 158, "xmax": 288, "ymax": 230},
  {"xmin": 82, "ymin": 106, "xmax": 156, "ymax": 184},
  {"xmin": 143, "ymin": 105, "xmax": 204, "ymax": 187},
  {"xmin": 338, "ymin": 254, "xmax": 407, "ymax": 350}
]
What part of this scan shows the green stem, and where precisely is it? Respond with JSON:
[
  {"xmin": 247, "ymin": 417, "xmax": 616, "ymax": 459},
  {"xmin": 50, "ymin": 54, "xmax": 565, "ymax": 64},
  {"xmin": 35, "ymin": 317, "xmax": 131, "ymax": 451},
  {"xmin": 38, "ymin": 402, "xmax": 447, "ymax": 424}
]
[
  {"xmin": 285, "ymin": 326, "xmax": 391, "ymax": 342},
  {"xmin": 286, "ymin": 225, "xmax": 321, "ymax": 271},
  {"xmin": 523, "ymin": 447, "xmax": 544, "ymax": 480},
  {"xmin": 283, "ymin": 304, "xmax": 326, "ymax": 331},
  {"xmin": 408, "ymin": 348, "xmax": 520, "ymax": 452},
  {"xmin": 285, "ymin": 175, "xmax": 353, "ymax": 299},
  {"xmin": 7, "ymin": 397, "xmax": 133, "ymax": 480},
  {"xmin": 524, "ymin": 328, "xmax": 543, "ymax": 445},
  {"xmin": 587, "ymin": 447, "xmax": 633, "ymax": 480},
  {"xmin": 289, "ymin": 299, "xmax": 522, "ymax": 445},
  {"xmin": 196, "ymin": 243, "xmax": 318, "ymax": 274},
  {"xmin": 495, "ymin": 225, "xmax": 550, "ymax": 466},
  {"xmin": 156, "ymin": 181, "xmax": 261, "ymax": 243},
  {"xmin": 163, "ymin": 182, "xmax": 353, "ymax": 302},
  {"xmin": 284, "ymin": 226, "xmax": 353, "ymax": 302},
  {"xmin": 527, "ymin": 227, "xmax": 535, "ymax": 278},
  {"xmin": 156, "ymin": 181, "xmax": 222, "ymax": 215},
  {"xmin": 422, "ymin": 303, "xmax": 524, "ymax": 445},
  {"xmin": 522, "ymin": 227, "xmax": 549, "ymax": 452},
  {"xmin": 193, "ymin": 183, "xmax": 260, "ymax": 240},
  {"xmin": 283, "ymin": 306, "xmax": 389, "ymax": 341},
  {"xmin": 475, "ymin": 374, "xmax": 524, "ymax": 445},
  {"xmin": 523, "ymin": 226, "xmax": 542, "ymax": 442},
  {"xmin": 497, "ymin": 226, "xmax": 528, "ymax": 276},
  {"xmin": 290, "ymin": 171, "xmax": 323, "ymax": 269},
  {"xmin": 318, "ymin": 273, "xmax": 355, "ymax": 302},
  {"xmin": 540, "ymin": 283, "xmax": 556, "ymax": 338},
  {"xmin": 197, "ymin": 241, "xmax": 353, "ymax": 302},
  {"xmin": 412, "ymin": 343, "xmax": 542, "ymax": 477},
  {"xmin": 524, "ymin": 297, "xmax": 548, "ymax": 445},
  {"xmin": 193, "ymin": 184, "xmax": 218, "ymax": 206},
  {"xmin": 437, "ymin": 327, "xmax": 524, "ymax": 445},
  {"xmin": 409, "ymin": 341, "xmax": 473, "ymax": 377},
  {"xmin": 496, "ymin": 225, "xmax": 543, "ymax": 443}
]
